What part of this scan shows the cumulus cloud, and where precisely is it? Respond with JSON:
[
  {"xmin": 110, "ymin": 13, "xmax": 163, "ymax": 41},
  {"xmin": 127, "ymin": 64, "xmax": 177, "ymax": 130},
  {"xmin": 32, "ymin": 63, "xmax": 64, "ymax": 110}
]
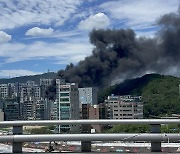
[
  {"xmin": 0, "ymin": 69, "xmax": 42, "ymax": 78},
  {"xmin": 26, "ymin": 27, "xmax": 54, "ymax": 37},
  {"xmin": 100, "ymin": 0, "xmax": 179, "ymax": 30},
  {"xmin": 78, "ymin": 13, "xmax": 110, "ymax": 31},
  {"xmin": 0, "ymin": 0, "xmax": 82, "ymax": 30},
  {"xmin": 0, "ymin": 31, "xmax": 11, "ymax": 43}
]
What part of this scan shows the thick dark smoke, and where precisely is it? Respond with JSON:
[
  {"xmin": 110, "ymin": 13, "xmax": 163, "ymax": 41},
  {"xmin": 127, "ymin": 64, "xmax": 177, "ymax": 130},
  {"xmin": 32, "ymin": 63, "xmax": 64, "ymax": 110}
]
[{"xmin": 56, "ymin": 9, "xmax": 180, "ymax": 88}]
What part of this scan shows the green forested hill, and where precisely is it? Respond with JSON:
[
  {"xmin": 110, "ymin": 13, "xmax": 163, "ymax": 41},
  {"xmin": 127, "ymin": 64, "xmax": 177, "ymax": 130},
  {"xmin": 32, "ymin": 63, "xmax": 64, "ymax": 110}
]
[
  {"xmin": 0, "ymin": 72, "xmax": 56, "ymax": 84},
  {"xmin": 98, "ymin": 74, "xmax": 163, "ymax": 103},
  {"xmin": 142, "ymin": 76, "xmax": 180, "ymax": 117},
  {"xmin": 98, "ymin": 74, "xmax": 180, "ymax": 118}
]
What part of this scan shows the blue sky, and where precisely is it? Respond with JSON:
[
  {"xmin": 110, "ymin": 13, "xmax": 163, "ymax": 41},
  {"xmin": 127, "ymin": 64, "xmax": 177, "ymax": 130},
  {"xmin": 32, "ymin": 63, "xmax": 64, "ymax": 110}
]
[{"xmin": 0, "ymin": 0, "xmax": 179, "ymax": 78}]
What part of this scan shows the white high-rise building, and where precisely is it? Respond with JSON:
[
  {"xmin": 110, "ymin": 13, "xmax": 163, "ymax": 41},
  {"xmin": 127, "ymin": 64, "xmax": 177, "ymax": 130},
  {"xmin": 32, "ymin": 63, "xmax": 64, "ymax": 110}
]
[
  {"xmin": 0, "ymin": 83, "xmax": 16, "ymax": 99},
  {"xmin": 0, "ymin": 84, "xmax": 8, "ymax": 98},
  {"xmin": 33, "ymin": 85, "xmax": 41, "ymax": 100},
  {"xmin": 57, "ymin": 82, "xmax": 79, "ymax": 132}
]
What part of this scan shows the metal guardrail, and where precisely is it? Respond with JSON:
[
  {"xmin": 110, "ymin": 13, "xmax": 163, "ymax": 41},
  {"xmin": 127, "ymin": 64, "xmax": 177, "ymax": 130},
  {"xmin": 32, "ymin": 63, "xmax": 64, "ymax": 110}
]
[
  {"xmin": 0, "ymin": 119, "xmax": 180, "ymax": 153},
  {"xmin": 1, "ymin": 133, "xmax": 180, "ymax": 142},
  {"xmin": 1, "ymin": 119, "xmax": 180, "ymax": 126}
]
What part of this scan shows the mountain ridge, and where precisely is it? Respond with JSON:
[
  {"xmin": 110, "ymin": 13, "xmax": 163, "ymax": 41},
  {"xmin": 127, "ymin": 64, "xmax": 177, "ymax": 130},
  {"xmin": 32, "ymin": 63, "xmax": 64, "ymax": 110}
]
[
  {"xmin": 98, "ymin": 73, "xmax": 180, "ymax": 117},
  {"xmin": 0, "ymin": 72, "xmax": 56, "ymax": 84}
]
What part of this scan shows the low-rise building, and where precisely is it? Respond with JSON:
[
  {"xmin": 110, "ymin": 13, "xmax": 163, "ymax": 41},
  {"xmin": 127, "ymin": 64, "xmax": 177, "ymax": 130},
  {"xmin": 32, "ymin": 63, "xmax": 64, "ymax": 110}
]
[
  {"xmin": 105, "ymin": 95, "xmax": 143, "ymax": 119},
  {"xmin": 80, "ymin": 103, "xmax": 107, "ymax": 132}
]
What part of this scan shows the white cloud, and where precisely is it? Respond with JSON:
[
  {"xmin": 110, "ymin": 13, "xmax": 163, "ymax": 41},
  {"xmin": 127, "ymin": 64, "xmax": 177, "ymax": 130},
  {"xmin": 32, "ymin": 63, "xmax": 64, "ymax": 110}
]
[
  {"xmin": 78, "ymin": 13, "xmax": 110, "ymax": 31},
  {"xmin": 0, "ymin": 69, "xmax": 42, "ymax": 78},
  {"xmin": 24, "ymin": 30, "xmax": 84, "ymax": 40},
  {"xmin": 135, "ymin": 30, "xmax": 157, "ymax": 38},
  {"xmin": 0, "ymin": 31, "xmax": 11, "ymax": 43},
  {"xmin": 0, "ymin": 0, "xmax": 82, "ymax": 30},
  {"xmin": 26, "ymin": 27, "xmax": 54, "ymax": 37},
  {"xmin": 54, "ymin": 54, "xmax": 87, "ymax": 65},
  {"xmin": 100, "ymin": 0, "xmax": 179, "ymax": 30},
  {"xmin": 0, "ymin": 38, "xmax": 93, "ymax": 65}
]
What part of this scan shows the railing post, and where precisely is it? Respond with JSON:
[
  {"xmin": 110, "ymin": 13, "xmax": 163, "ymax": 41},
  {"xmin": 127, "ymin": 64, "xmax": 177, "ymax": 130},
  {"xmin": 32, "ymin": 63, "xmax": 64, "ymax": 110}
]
[
  {"xmin": 13, "ymin": 125, "xmax": 23, "ymax": 153},
  {"xmin": 81, "ymin": 124, "xmax": 91, "ymax": 152},
  {"xmin": 151, "ymin": 124, "xmax": 161, "ymax": 152}
]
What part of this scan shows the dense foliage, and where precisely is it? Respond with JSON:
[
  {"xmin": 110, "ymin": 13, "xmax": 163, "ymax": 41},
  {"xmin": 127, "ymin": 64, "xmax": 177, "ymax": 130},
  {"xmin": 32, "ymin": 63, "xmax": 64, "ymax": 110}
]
[
  {"xmin": 98, "ymin": 74, "xmax": 162, "ymax": 103},
  {"xmin": 142, "ymin": 76, "xmax": 180, "ymax": 117},
  {"xmin": 27, "ymin": 126, "xmax": 55, "ymax": 134},
  {"xmin": 106, "ymin": 124, "xmax": 149, "ymax": 133},
  {"xmin": 106, "ymin": 124, "xmax": 180, "ymax": 133}
]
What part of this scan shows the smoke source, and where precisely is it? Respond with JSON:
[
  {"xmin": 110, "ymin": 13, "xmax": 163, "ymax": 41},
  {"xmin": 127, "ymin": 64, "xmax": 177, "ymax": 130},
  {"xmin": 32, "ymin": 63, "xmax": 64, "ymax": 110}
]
[{"xmin": 57, "ymin": 9, "xmax": 180, "ymax": 88}]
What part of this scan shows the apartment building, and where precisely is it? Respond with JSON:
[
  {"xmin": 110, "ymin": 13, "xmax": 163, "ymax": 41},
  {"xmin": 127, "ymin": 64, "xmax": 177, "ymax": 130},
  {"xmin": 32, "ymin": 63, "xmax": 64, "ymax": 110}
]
[
  {"xmin": 35, "ymin": 100, "xmax": 45, "ymax": 120},
  {"xmin": 22, "ymin": 97, "xmax": 34, "ymax": 120},
  {"xmin": 40, "ymin": 79, "xmax": 53, "ymax": 98},
  {"xmin": 0, "ymin": 84, "xmax": 8, "ymax": 98},
  {"xmin": 55, "ymin": 78, "xmax": 65, "ymax": 100},
  {"xmin": 20, "ymin": 86, "xmax": 33, "ymax": 102},
  {"xmin": 105, "ymin": 95, "xmax": 143, "ymax": 119},
  {"xmin": 49, "ymin": 100, "xmax": 58, "ymax": 120},
  {"xmin": 4, "ymin": 101, "xmax": 20, "ymax": 121},
  {"xmin": 0, "ymin": 79, "xmax": 56, "ymax": 121},
  {"xmin": 33, "ymin": 85, "xmax": 41, "ymax": 100}
]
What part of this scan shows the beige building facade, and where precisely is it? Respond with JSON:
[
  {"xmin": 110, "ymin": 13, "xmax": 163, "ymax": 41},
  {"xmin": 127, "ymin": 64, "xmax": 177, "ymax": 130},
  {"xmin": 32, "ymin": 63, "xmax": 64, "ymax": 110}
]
[{"xmin": 106, "ymin": 95, "xmax": 143, "ymax": 119}]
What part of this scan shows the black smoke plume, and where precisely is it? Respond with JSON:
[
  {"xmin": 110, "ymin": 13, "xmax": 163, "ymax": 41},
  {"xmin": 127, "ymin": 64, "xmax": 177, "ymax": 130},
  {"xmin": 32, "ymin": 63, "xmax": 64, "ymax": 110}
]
[{"xmin": 55, "ymin": 9, "xmax": 180, "ymax": 89}]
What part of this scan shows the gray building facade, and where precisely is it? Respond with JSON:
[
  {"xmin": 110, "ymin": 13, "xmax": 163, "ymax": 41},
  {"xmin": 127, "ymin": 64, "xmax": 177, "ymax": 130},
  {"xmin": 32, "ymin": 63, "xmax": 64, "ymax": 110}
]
[{"xmin": 78, "ymin": 87, "xmax": 98, "ymax": 105}]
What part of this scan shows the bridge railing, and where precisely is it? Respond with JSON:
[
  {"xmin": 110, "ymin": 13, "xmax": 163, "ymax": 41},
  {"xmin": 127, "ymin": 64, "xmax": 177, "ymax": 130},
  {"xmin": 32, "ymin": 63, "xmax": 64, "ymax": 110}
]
[{"xmin": 0, "ymin": 119, "xmax": 180, "ymax": 153}]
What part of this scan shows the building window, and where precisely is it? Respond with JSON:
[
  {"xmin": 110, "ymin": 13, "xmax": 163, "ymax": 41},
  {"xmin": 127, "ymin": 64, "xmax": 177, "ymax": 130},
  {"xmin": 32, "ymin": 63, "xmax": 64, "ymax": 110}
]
[
  {"xmin": 60, "ymin": 103, "xmax": 70, "ymax": 107},
  {"xmin": 60, "ymin": 93, "xmax": 69, "ymax": 97},
  {"xmin": 60, "ymin": 88, "xmax": 70, "ymax": 91},
  {"xmin": 60, "ymin": 98, "xmax": 69, "ymax": 102}
]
